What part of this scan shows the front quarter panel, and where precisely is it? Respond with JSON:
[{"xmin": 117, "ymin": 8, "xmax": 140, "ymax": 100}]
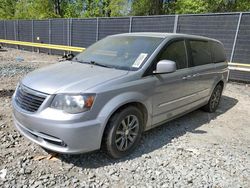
[{"xmin": 91, "ymin": 75, "xmax": 157, "ymax": 145}]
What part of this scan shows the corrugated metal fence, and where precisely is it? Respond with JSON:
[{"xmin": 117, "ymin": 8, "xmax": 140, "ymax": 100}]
[{"xmin": 0, "ymin": 12, "xmax": 250, "ymax": 81}]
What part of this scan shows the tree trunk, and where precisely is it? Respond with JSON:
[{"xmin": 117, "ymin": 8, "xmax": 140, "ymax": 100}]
[
  {"xmin": 53, "ymin": 0, "xmax": 61, "ymax": 16},
  {"xmin": 152, "ymin": 0, "xmax": 164, "ymax": 15}
]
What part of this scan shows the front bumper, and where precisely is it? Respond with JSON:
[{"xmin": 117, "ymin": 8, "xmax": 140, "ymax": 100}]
[{"xmin": 12, "ymin": 100, "xmax": 105, "ymax": 154}]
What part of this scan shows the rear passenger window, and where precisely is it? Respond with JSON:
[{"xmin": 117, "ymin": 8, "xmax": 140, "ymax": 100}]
[
  {"xmin": 211, "ymin": 42, "xmax": 227, "ymax": 63},
  {"xmin": 159, "ymin": 40, "xmax": 187, "ymax": 70},
  {"xmin": 189, "ymin": 40, "xmax": 212, "ymax": 67}
]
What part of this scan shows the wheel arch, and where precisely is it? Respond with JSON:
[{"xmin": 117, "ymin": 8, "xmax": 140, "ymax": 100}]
[
  {"xmin": 211, "ymin": 78, "xmax": 226, "ymax": 95},
  {"xmin": 96, "ymin": 91, "xmax": 151, "ymax": 148},
  {"xmin": 217, "ymin": 80, "xmax": 224, "ymax": 89},
  {"xmin": 106, "ymin": 101, "xmax": 148, "ymax": 130},
  {"xmin": 100, "ymin": 101, "xmax": 148, "ymax": 158}
]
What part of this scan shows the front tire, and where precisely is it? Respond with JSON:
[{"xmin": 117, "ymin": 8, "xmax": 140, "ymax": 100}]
[
  {"xmin": 102, "ymin": 106, "xmax": 143, "ymax": 159},
  {"xmin": 202, "ymin": 84, "xmax": 223, "ymax": 113}
]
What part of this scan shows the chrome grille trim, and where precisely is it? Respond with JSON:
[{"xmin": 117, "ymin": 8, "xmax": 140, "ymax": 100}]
[{"xmin": 15, "ymin": 85, "xmax": 48, "ymax": 112}]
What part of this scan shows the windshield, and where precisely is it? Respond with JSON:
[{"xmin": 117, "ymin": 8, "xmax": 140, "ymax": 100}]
[{"xmin": 73, "ymin": 36, "xmax": 163, "ymax": 70}]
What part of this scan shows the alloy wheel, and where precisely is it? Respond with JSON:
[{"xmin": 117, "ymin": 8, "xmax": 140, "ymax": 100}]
[
  {"xmin": 210, "ymin": 86, "xmax": 222, "ymax": 110},
  {"xmin": 115, "ymin": 115, "xmax": 140, "ymax": 151}
]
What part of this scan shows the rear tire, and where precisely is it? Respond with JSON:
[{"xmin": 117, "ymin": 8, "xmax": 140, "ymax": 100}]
[
  {"xmin": 102, "ymin": 106, "xmax": 143, "ymax": 159},
  {"xmin": 202, "ymin": 84, "xmax": 223, "ymax": 113}
]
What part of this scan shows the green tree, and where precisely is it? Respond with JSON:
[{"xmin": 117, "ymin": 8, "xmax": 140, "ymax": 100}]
[
  {"xmin": 64, "ymin": 0, "xmax": 130, "ymax": 18},
  {"xmin": 1, "ymin": 0, "xmax": 250, "ymax": 19},
  {"xmin": 207, "ymin": 0, "xmax": 250, "ymax": 12},
  {"xmin": 131, "ymin": 0, "xmax": 165, "ymax": 16},
  {"xmin": 15, "ymin": 0, "xmax": 59, "ymax": 19},
  {"xmin": 236, "ymin": 0, "xmax": 250, "ymax": 11},
  {"xmin": 162, "ymin": 0, "xmax": 177, "ymax": 14},
  {"xmin": 81, "ymin": 0, "xmax": 109, "ymax": 17},
  {"xmin": 108, "ymin": 0, "xmax": 130, "ymax": 17},
  {"xmin": 131, "ymin": 0, "xmax": 151, "ymax": 16},
  {"xmin": 63, "ymin": 0, "xmax": 84, "ymax": 18},
  {"xmin": 174, "ymin": 0, "xmax": 208, "ymax": 14},
  {"xmin": 0, "ymin": 0, "xmax": 17, "ymax": 19}
]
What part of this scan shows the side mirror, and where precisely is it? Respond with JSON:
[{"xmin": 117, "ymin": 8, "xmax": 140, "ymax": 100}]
[{"xmin": 154, "ymin": 60, "xmax": 176, "ymax": 74}]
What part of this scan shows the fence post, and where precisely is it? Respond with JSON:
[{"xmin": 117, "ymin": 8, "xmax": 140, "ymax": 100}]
[
  {"xmin": 49, "ymin": 19, "xmax": 52, "ymax": 54},
  {"xmin": 32, "ymin": 20, "xmax": 34, "ymax": 52},
  {"xmin": 67, "ymin": 19, "xmax": 70, "ymax": 46},
  {"xmin": 96, "ymin": 18, "xmax": 99, "ymax": 41},
  {"xmin": 129, "ymin": 16, "xmax": 133, "ymax": 33},
  {"xmin": 173, "ymin": 15, "xmax": 179, "ymax": 33},
  {"xmin": 230, "ymin": 12, "xmax": 242, "ymax": 63},
  {"xmin": 14, "ymin": 20, "xmax": 17, "ymax": 41},
  {"xmin": 67, "ymin": 18, "xmax": 72, "ymax": 54},
  {"xmin": 70, "ymin": 19, "xmax": 72, "ymax": 46},
  {"xmin": 14, "ymin": 20, "xmax": 18, "ymax": 49}
]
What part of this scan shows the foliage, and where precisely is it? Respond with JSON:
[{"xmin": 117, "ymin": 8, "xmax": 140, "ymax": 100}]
[
  {"xmin": 81, "ymin": 0, "xmax": 105, "ymax": 17},
  {"xmin": 207, "ymin": 0, "xmax": 250, "ymax": 12},
  {"xmin": 108, "ymin": 0, "xmax": 130, "ymax": 17},
  {"xmin": 236, "ymin": 0, "xmax": 250, "ymax": 11},
  {"xmin": 131, "ymin": 0, "xmax": 250, "ymax": 15},
  {"xmin": 174, "ymin": 0, "xmax": 208, "ymax": 14},
  {"xmin": 131, "ymin": 0, "xmax": 165, "ymax": 16},
  {"xmin": 0, "ymin": 0, "xmax": 250, "ymax": 19},
  {"xmin": 63, "ymin": 0, "xmax": 84, "ymax": 18},
  {"xmin": 14, "ymin": 0, "xmax": 59, "ymax": 19},
  {"xmin": 0, "ymin": 0, "xmax": 17, "ymax": 19}
]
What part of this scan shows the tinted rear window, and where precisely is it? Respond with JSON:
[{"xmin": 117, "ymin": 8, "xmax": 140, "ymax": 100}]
[
  {"xmin": 211, "ymin": 41, "xmax": 227, "ymax": 63},
  {"xmin": 189, "ymin": 40, "xmax": 212, "ymax": 67}
]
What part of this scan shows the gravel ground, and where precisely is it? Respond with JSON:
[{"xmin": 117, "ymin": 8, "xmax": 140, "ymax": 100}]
[{"xmin": 0, "ymin": 48, "xmax": 250, "ymax": 188}]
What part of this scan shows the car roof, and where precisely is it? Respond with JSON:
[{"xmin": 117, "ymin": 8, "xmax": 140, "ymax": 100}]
[{"xmin": 112, "ymin": 32, "xmax": 220, "ymax": 43}]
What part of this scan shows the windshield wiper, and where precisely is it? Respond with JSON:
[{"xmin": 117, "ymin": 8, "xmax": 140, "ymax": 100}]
[
  {"xmin": 73, "ymin": 58, "xmax": 114, "ymax": 69},
  {"xmin": 89, "ymin": 61, "xmax": 113, "ymax": 68},
  {"xmin": 72, "ymin": 58, "xmax": 89, "ymax": 64}
]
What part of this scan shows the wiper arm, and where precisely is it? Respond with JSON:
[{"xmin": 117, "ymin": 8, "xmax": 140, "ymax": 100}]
[
  {"xmin": 89, "ymin": 61, "xmax": 113, "ymax": 68},
  {"xmin": 72, "ymin": 58, "xmax": 89, "ymax": 65},
  {"xmin": 72, "ymin": 58, "xmax": 113, "ymax": 68}
]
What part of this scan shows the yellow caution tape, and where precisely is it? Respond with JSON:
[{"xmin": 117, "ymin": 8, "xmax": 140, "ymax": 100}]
[{"xmin": 0, "ymin": 39, "xmax": 85, "ymax": 52}]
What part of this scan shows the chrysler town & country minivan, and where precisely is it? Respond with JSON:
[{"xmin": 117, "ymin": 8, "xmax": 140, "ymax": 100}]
[{"xmin": 12, "ymin": 33, "xmax": 228, "ymax": 158}]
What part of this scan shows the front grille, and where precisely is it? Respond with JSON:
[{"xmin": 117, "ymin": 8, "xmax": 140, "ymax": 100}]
[{"xmin": 15, "ymin": 85, "xmax": 48, "ymax": 112}]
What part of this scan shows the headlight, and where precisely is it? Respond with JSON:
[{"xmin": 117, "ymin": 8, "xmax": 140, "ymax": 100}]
[{"xmin": 51, "ymin": 94, "xmax": 95, "ymax": 114}]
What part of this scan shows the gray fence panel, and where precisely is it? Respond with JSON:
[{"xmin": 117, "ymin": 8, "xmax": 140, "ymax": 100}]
[
  {"xmin": 0, "ymin": 21, "xmax": 5, "ymax": 39},
  {"xmin": 131, "ymin": 16, "xmax": 175, "ymax": 32},
  {"xmin": 71, "ymin": 18, "xmax": 97, "ymax": 48},
  {"xmin": 33, "ymin": 20, "xmax": 50, "ymax": 53},
  {"xmin": 5, "ymin": 20, "xmax": 16, "ymax": 48},
  {"xmin": 5, "ymin": 20, "xmax": 15, "ymax": 40},
  {"xmin": 18, "ymin": 20, "xmax": 33, "ymax": 51},
  {"xmin": 177, "ymin": 14, "xmax": 240, "ymax": 60},
  {"xmin": 232, "ymin": 13, "xmax": 250, "ymax": 64},
  {"xmin": 98, "ymin": 17, "xmax": 130, "ymax": 39},
  {"xmin": 229, "ymin": 70, "xmax": 250, "ymax": 82},
  {"xmin": 51, "ymin": 19, "xmax": 69, "ymax": 55}
]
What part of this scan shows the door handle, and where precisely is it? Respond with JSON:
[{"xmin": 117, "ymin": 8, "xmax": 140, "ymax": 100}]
[{"xmin": 182, "ymin": 75, "xmax": 192, "ymax": 80}]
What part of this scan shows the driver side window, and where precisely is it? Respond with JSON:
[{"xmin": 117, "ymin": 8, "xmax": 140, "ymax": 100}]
[{"xmin": 158, "ymin": 40, "xmax": 188, "ymax": 70}]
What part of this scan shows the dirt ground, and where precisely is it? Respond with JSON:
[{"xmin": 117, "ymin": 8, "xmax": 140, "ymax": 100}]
[{"xmin": 0, "ymin": 48, "xmax": 250, "ymax": 187}]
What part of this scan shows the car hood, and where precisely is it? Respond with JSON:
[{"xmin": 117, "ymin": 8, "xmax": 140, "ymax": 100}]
[{"xmin": 21, "ymin": 61, "xmax": 128, "ymax": 94}]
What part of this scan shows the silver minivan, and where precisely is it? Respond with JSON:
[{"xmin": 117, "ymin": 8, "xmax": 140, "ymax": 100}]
[{"xmin": 12, "ymin": 33, "xmax": 229, "ymax": 158}]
